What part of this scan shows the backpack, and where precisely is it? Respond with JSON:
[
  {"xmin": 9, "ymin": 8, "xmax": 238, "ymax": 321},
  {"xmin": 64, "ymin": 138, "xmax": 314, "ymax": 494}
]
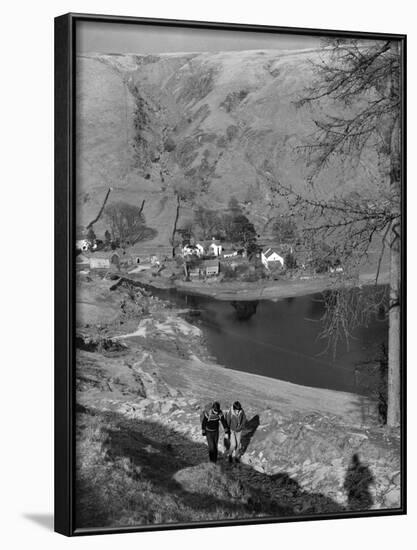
[
  {"xmin": 199, "ymin": 403, "xmax": 210, "ymax": 424},
  {"xmin": 200, "ymin": 402, "xmax": 220, "ymax": 424}
]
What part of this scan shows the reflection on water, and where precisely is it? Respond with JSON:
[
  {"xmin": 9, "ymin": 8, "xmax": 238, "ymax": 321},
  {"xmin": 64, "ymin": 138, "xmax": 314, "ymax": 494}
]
[
  {"xmin": 230, "ymin": 300, "xmax": 259, "ymax": 321},
  {"xmin": 154, "ymin": 286, "xmax": 388, "ymax": 395}
]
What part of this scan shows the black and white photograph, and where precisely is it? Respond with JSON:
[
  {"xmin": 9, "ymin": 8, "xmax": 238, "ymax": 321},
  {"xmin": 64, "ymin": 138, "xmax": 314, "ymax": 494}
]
[{"xmin": 69, "ymin": 16, "xmax": 405, "ymax": 532}]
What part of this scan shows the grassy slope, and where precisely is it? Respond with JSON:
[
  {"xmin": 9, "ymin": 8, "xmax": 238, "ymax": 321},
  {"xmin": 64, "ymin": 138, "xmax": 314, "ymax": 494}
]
[
  {"xmin": 76, "ymin": 50, "xmax": 384, "ymax": 249},
  {"xmin": 75, "ymin": 278, "xmax": 401, "ymax": 528},
  {"xmin": 76, "ymin": 410, "xmax": 288, "ymax": 528}
]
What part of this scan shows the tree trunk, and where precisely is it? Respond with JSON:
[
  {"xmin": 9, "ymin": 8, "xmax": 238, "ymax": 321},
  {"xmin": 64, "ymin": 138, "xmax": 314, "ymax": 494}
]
[
  {"xmin": 387, "ymin": 222, "xmax": 401, "ymax": 427},
  {"xmin": 386, "ymin": 40, "xmax": 402, "ymax": 428},
  {"xmin": 171, "ymin": 194, "xmax": 181, "ymax": 258}
]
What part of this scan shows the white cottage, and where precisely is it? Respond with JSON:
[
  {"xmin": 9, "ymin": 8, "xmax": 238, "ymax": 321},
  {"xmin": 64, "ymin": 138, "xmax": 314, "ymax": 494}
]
[
  {"xmin": 208, "ymin": 240, "xmax": 222, "ymax": 257},
  {"xmin": 223, "ymin": 250, "xmax": 238, "ymax": 259},
  {"xmin": 182, "ymin": 243, "xmax": 204, "ymax": 258},
  {"xmin": 261, "ymin": 248, "xmax": 285, "ymax": 269},
  {"xmin": 76, "ymin": 239, "xmax": 91, "ymax": 252}
]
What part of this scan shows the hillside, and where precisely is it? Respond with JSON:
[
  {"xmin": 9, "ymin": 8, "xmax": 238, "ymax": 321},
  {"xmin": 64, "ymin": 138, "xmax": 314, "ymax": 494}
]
[
  {"xmin": 75, "ymin": 275, "xmax": 400, "ymax": 529},
  {"xmin": 76, "ymin": 48, "xmax": 381, "ymax": 248}
]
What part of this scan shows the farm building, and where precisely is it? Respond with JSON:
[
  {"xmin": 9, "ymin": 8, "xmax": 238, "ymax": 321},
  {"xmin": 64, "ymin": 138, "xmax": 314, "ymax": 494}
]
[
  {"xmin": 88, "ymin": 249, "xmax": 133, "ymax": 270},
  {"xmin": 89, "ymin": 256, "xmax": 111, "ymax": 269},
  {"xmin": 203, "ymin": 259, "xmax": 220, "ymax": 276}
]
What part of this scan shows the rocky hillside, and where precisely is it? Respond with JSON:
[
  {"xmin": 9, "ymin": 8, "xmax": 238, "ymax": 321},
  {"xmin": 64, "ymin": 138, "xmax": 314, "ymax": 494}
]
[
  {"xmin": 76, "ymin": 48, "xmax": 379, "ymax": 246},
  {"xmin": 75, "ymin": 275, "xmax": 401, "ymax": 528}
]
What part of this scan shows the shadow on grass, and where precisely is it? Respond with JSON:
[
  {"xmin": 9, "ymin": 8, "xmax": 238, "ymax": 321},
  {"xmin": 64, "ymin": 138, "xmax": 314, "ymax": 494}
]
[
  {"xmin": 241, "ymin": 414, "xmax": 260, "ymax": 455},
  {"xmin": 343, "ymin": 453, "xmax": 375, "ymax": 510},
  {"xmin": 76, "ymin": 409, "xmax": 346, "ymax": 529}
]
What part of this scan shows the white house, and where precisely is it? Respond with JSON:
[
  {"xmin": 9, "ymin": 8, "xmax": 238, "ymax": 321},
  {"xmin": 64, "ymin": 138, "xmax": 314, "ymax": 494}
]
[
  {"xmin": 329, "ymin": 265, "xmax": 344, "ymax": 274},
  {"xmin": 261, "ymin": 248, "xmax": 285, "ymax": 269},
  {"xmin": 89, "ymin": 251, "xmax": 123, "ymax": 270},
  {"xmin": 76, "ymin": 239, "xmax": 91, "ymax": 252},
  {"xmin": 90, "ymin": 257, "xmax": 111, "ymax": 269},
  {"xmin": 182, "ymin": 243, "xmax": 204, "ymax": 258},
  {"xmin": 223, "ymin": 250, "xmax": 238, "ymax": 259},
  {"xmin": 208, "ymin": 240, "xmax": 222, "ymax": 257}
]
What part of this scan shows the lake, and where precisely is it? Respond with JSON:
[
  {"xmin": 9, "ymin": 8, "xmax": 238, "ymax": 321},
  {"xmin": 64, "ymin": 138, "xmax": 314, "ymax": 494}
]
[{"xmin": 153, "ymin": 285, "xmax": 388, "ymax": 396}]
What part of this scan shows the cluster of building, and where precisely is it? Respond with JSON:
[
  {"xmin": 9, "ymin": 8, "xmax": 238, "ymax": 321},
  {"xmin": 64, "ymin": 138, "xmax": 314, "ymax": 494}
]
[
  {"xmin": 75, "ymin": 229, "xmax": 165, "ymax": 273},
  {"xmin": 181, "ymin": 238, "xmax": 288, "ymax": 279},
  {"xmin": 76, "ymin": 248, "xmax": 135, "ymax": 271},
  {"xmin": 76, "ymin": 233, "xmax": 343, "ymax": 280}
]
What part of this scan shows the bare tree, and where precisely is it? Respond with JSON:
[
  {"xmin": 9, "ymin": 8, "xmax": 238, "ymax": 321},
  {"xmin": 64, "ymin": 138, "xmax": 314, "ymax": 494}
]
[
  {"xmin": 261, "ymin": 39, "xmax": 402, "ymax": 426},
  {"xmin": 104, "ymin": 201, "xmax": 153, "ymax": 246},
  {"xmin": 86, "ymin": 226, "xmax": 96, "ymax": 244},
  {"xmin": 194, "ymin": 206, "xmax": 222, "ymax": 240}
]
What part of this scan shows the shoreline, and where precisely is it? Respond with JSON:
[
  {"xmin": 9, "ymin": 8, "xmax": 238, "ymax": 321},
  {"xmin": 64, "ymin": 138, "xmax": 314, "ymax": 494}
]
[
  {"xmin": 127, "ymin": 270, "xmax": 389, "ymax": 302},
  {"xmin": 76, "ymin": 275, "xmax": 378, "ymax": 423}
]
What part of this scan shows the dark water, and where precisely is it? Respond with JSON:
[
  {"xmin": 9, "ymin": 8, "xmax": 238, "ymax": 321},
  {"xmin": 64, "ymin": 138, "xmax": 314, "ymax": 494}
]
[{"xmin": 152, "ymin": 285, "xmax": 388, "ymax": 395}]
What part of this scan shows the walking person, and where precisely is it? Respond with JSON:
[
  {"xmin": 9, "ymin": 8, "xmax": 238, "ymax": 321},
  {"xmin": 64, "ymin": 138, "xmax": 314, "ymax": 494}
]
[
  {"xmin": 201, "ymin": 401, "xmax": 229, "ymax": 463},
  {"xmin": 225, "ymin": 401, "xmax": 247, "ymax": 463}
]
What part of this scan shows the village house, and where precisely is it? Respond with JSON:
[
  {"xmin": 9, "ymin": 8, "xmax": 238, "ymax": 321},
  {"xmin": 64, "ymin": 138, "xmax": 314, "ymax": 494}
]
[
  {"xmin": 203, "ymin": 259, "xmax": 220, "ymax": 276},
  {"xmin": 76, "ymin": 253, "xmax": 90, "ymax": 267},
  {"xmin": 223, "ymin": 250, "xmax": 238, "ymax": 259},
  {"xmin": 207, "ymin": 239, "xmax": 222, "ymax": 257},
  {"xmin": 184, "ymin": 258, "xmax": 220, "ymax": 279},
  {"xmin": 76, "ymin": 239, "xmax": 91, "ymax": 252},
  {"xmin": 89, "ymin": 256, "xmax": 112, "ymax": 269},
  {"xmin": 261, "ymin": 247, "xmax": 285, "ymax": 269},
  {"xmin": 89, "ymin": 251, "xmax": 117, "ymax": 270},
  {"xmin": 134, "ymin": 254, "xmax": 159, "ymax": 267},
  {"xmin": 182, "ymin": 243, "xmax": 204, "ymax": 258},
  {"xmin": 88, "ymin": 249, "xmax": 133, "ymax": 271},
  {"xmin": 221, "ymin": 244, "xmax": 240, "ymax": 259}
]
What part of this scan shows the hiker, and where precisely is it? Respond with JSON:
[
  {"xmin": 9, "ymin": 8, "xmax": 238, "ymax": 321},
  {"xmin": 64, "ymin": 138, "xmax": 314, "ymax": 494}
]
[
  {"xmin": 201, "ymin": 401, "xmax": 229, "ymax": 463},
  {"xmin": 225, "ymin": 401, "xmax": 247, "ymax": 463}
]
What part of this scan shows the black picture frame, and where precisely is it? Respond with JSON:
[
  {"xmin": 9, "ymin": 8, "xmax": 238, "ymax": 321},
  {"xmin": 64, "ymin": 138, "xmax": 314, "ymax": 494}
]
[{"xmin": 55, "ymin": 13, "xmax": 407, "ymax": 537}]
